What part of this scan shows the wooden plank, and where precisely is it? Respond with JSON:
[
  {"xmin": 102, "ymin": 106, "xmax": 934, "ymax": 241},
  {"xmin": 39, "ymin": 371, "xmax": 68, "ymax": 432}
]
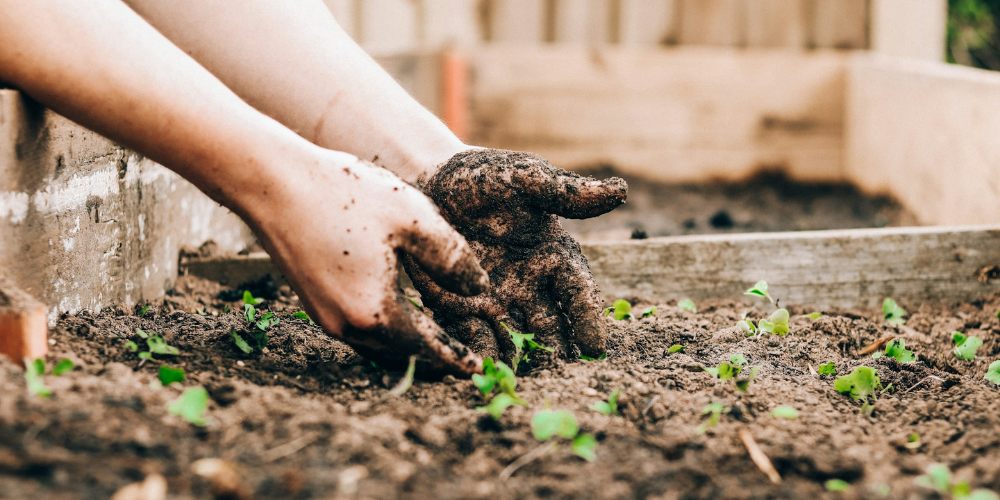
[
  {"xmin": 358, "ymin": 0, "xmax": 420, "ymax": 56},
  {"xmin": 870, "ymin": 0, "xmax": 946, "ymax": 61},
  {"xmin": 618, "ymin": 0, "xmax": 678, "ymax": 46},
  {"xmin": 678, "ymin": 0, "xmax": 746, "ymax": 46},
  {"xmin": 745, "ymin": 0, "xmax": 807, "ymax": 48},
  {"xmin": 180, "ymin": 226, "xmax": 1000, "ymax": 310},
  {"xmin": 468, "ymin": 46, "xmax": 848, "ymax": 183},
  {"xmin": 489, "ymin": 0, "xmax": 546, "ymax": 44},
  {"xmin": 420, "ymin": 0, "xmax": 481, "ymax": 49},
  {"xmin": 811, "ymin": 0, "xmax": 868, "ymax": 49},
  {"xmin": 322, "ymin": 0, "xmax": 357, "ymax": 39},
  {"xmin": 845, "ymin": 55, "xmax": 1000, "ymax": 227},
  {"xmin": 552, "ymin": 0, "xmax": 614, "ymax": 45}
]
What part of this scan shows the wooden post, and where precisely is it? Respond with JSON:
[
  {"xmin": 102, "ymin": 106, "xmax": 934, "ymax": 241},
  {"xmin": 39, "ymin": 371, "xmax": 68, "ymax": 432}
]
[
  {"xmin": 618, "ymin": 0, "xmax": 678, "ymax": 47},
  {"xmin": 811, "ymin": 0, "xmax": 869, "ymax": 49},
  {"xmin": 870, "ymin": 0, "xmax": 947, "ymax": 61},
  {"xmin": 678, "ymin": 0, "xmax": 747, "ymax": 46},
  {"xmin": 745, "ymin": 0, "xmax": 807, "ymax": 48},
  {"xmin": 442, "ymin": 50, "xmax": 469, "ymax": 141},
  {"xmin": 0, "ymin": 276, "xmax": 47, "ymax": 366},
  {"xmin": 489, "ymin": 0, "xmax": 547, "ymax": 44}
]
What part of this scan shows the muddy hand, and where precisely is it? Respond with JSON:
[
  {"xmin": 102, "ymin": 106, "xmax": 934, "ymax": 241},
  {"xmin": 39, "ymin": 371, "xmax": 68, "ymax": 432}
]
[
  {"xmin": 248, "ymin": 151, "xmax": 489, "ymax": 376},
  {"xmin": 407, "ymin": 149, "xmax": 627, "ymax": 361}
]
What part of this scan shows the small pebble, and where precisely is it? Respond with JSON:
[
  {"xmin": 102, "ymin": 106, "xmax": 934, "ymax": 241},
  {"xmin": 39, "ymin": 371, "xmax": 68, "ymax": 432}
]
[{"xmin": 236, "ymin": 361, "xmax": 245, "ymax": 367}]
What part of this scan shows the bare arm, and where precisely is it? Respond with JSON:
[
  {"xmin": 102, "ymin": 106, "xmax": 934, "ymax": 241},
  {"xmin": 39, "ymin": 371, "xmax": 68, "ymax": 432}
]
[{"xmin": 123, "ymin": 0, "xmax": 466, "ymax": 182}]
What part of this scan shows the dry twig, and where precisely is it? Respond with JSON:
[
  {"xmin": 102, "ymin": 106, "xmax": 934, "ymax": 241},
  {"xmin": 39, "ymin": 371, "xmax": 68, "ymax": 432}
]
[
  {"xmin": 738, "ymin": 429, "xmax": 782, "ymax": 485},
  {"xmin": 499, "ymin": 441, "xmax": 558, "ymax": 481},
  {"xmin": 902, "ymin": 375, "xmax": 946, "ymax": 395},
  {"xmin": 858, "ymin": 335, "xmax": 895, "ymax": 356},
  {"xmin": 261, "ymin": 431, "xmax": 320, "ymax": 463}
]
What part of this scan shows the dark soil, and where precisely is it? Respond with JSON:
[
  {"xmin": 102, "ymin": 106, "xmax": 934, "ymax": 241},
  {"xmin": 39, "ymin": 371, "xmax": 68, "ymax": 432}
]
[
  {"xmin": 560, "ymin": 169, "xmax": 919, "ymax": 241},
  {"xmin": 3, "ymin": 276, "xmax": 1000, "ymax": 500}
]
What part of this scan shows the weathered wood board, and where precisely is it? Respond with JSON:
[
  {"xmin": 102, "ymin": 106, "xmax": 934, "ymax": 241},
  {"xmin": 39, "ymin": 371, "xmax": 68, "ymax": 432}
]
[{"xmin": 181, "ymin": 226, "xmax": 1000, "ymax": 310}]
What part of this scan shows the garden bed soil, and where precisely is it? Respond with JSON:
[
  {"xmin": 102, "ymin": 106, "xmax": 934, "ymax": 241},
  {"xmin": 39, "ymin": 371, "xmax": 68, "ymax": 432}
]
[
  {"xmin": 561, "ymin": 169, "xmax": 919, "ymax": 241},
  {"xmin": 2, "ymin": 276, "xmax": 1000, "ymax": 500}
]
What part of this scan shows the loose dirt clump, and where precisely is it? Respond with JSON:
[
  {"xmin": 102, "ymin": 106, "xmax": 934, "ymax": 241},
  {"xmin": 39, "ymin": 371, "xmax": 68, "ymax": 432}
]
[{"xmin": 3, "ymin": 277, "xmax": 1000, "ymax": 499}]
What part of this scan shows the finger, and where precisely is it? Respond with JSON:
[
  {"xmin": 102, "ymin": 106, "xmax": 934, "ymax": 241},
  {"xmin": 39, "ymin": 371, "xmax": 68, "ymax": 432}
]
[
  {"xmin": 444, "ymin": 317, "xmax": 500, "ymax": 361},
  {"xmin": 551, "ymin": 246, "xmax": 608, "ymax": 358},
  {"xmin": 537, "ymin": 172, "xmax": 628, "ymax": 219},
  {"xmin": 522, "ymin": 298, "xmax": 569, "ymax": 356},
  {"xmin": 397, "ymin": 207, "xmax": 489, "ymax": 297}
]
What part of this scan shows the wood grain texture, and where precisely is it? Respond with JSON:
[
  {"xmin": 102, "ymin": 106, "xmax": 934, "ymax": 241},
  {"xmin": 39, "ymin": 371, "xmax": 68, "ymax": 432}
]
[
  {"xmin": 678, "ymin": 0, "xmax": 746, "ymax": 46},
  {"xmin": 181, "ymin": 227, "xmax": 1000, "ymax": 310},
  {"xmin": 811, "ymin": 0, "xmax": 868, "ymax": 49},
  {"xmin": 745, "ymin": 0, "xmax": 807, "ymax": 47},
  {"xmin": 618, "ymin": 0, "xmax": 678, "ymax": 46}
]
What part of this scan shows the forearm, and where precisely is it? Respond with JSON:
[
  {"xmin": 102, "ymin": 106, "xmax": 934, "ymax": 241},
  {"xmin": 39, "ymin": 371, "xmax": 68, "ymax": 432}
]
[
  {"xmin": 0, "ymin": 0, "xmax": 319, "ymax": 218},
  {"xmin": 122, "ymin": 0, "xmax": 466, "ymax": 183}
]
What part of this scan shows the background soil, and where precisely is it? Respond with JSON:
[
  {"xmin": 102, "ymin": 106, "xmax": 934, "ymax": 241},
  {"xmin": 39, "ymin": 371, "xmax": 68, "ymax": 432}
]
[
  {"xmin": 561, "ymin": 169, "xmax": 919, "ymax": 241},
  {"xmin": 2, "ymin": 276, "xmax": 1000, "ymax": 500}
]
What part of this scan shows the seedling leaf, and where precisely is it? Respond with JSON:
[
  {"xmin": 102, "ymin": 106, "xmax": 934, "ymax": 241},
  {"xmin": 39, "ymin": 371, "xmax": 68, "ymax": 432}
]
[
  {"xmin": 730, "ymin": 353, "xmax": 747, "ymax": 366},
  {"xmin": 953, "ymin": 331, "xmax": 968, "ymax": 345},
  {"xmin": 667, "ymin": 345, "xmax": 685, "ymax": 354},
  {"xmin": 771, "ymin": 406, "xmax": 798, "ymax": 419},
  {"xmin": 884, "ymin": 339, "xmax": 915, "ymax": 363},
  {"xmin": 476, "ymin": 393, "xmax": 524, "ymax": 420},
  {"xmin": 168, "ymin": 387, "xmax": 210, "ymax": 426},
  {"xmin": 640, "ymin": 306, "xmax": 657, "ymax": 318},
  {"xmin": 744, "ymin": 280, "xmax": 773, "ymax": 303},
  {"xmin": 138, "ymin": 352, "xmax": 152, "ymax": 360},
  {"xmin": 757, "ymin": 318, "xmax": 775, "ymax": 334},
  {"xmin": 717, "ymin": 362, "xmax": 740, "ymax": 381},
  {"xmin": 24, "ymin": 358, "xmax": 50, "ymax": 397},
  {"xmin": 769, "ymin": 309, "xmax": 790, "ymax": 336},
  {"xmin": 589, "ymin": 389, "xmax": 621, "ymax": 416},
  {"xmin": 502, "ymin": 322, "xmax": 552, "ymax": 370},
  {"xmin": 738, "ymin": 319, "xmax": 756, "ymax": 336},
  {"xmin": 571, "ymin": 434, "xmax": 597, "ymax": 461},
  {"xmin": 986, "ymin": 360, "xmax": 1000, "ymax": 385},
  {"xmin": 139, "ymin": 305, "xmax": 151, "ymax": 316},
  {"xmin": 136, "ymin": 328, "xmax": 149, "ymax": 339},
  {"xmin": 695, "ymin": 402, "xmax": 727, "ymax": 434},
  {"xmin": 834, "ymin": 366, "xmax": 880, "ymax": 402},
  {"xmin": 953, "ymin": 333, "xmax": 983, "ymax": 361},
  {"xmin": 231, "ymin": 331, "xmax": 252, "ymax": 354},
  {"xmin": 386, "ymin": 355, "xmax": 417, "ymax": 398},
  {"xmin": 242, "ymin": 290, "xmax": 264, "ymax": 305},
  {"xmin": 124, "ymin": 341, "xmax": 138, "ymax": 352},
  {"xmin": 818, "ymin": 362, "xmax": 837, "ymax": 376},
  {"xmin": 243, "ymin": 304, "xmax": 256, "ymax": 324},
  {"xmin": 825, "ymin": 479, "xmax": 849, "ymax": 492},
  {"xmin": 883, "ymin": 298, "xmax": 907, "ymax": 326},
  {"xmin": 734, "ymin": 366, "xmax": 760, "ymax": 392},
  {"xmin": 677, "ymin": 299, "xmax": 696, "ymax": 313},
  {"xmin": 53, "ymin": 358, "xmax": 74, "ymax": 375},
  {"xmin": 291, "ymin": 311, "xmax": 316, "ymax": 325},
  {"xmin": 532, "ymin": 409, "xmax": 579, "ymax": 441},
  {"xmin": 606, "ymin": 299, "xmax": 633, "ymax": 321},
  {"xmin": 806, "ymin": 312, "xmax": 823, "ymax": 319},
  {"xmin": 159, "ymin": 366, "xmax": 185, "ymax": 386},
  {"xmin": 580, "ymin": 353, "xmax": 608, "ymax": 361},
  {"xmin": 407, "ymin": 297, "xmax": 423, "ymax": 311},
  {"xmin": 147, "ymin": 335, "xmax": 180, "ymax": 356}
]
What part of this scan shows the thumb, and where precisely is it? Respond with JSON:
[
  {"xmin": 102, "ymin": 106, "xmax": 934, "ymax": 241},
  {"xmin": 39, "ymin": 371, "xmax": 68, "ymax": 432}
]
[
  {"xmin": 397, "ymin": 207, "xmax": 489, "ymax": 297},
  {"xmin": 539, "ymin": 173, "xmax": 628, "ymax": 219}
]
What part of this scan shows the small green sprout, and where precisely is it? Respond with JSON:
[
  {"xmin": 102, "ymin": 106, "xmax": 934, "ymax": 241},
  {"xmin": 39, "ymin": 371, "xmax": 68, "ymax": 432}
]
[
  {"xmin": 159, "ymin": 366, "xmax": 185, "ymax": 386},
  {"xmin": 744, "ymin": 280, "xmax": 773, "ymax": 304},
  {"xmin": 667, "ymin": 344, "xmax": 685, "ymax": 354},
  {"xmin": 590, "ymin": 389, "xmax": 621, "ymax": 416},
  {"xmin": 580, "ymin": 353, "xmax": 607, "ymax": 361},
  {"xmin": 677, "ymin": 299, "xmax": 696, "ymax": 313},
  {"xmin": 734, "ymin": 366, "xmax": 761, "ymax": 392},
  {"xmin": 834, "ymin": 366, "xmax": 881, "ymax": 403},
  {"xmin": 242, "ymin": 290, "xmax": 264, "ymax": 305},
  {"xmin": 168, "ymin": 387, "xmax": 210, "ymax": 426},
  {"xmin": 291, "ymin": 311, "xmax": 316, "ymax": 325},
  {"xmin": 471, "ymin": 357, "xmax": 526, "ymax": 412},
  {"xmin": 695, "ymin": 402, "xmax": 729, "ymax": 434},
  {"xmin": 503, "ymin": 322, "xmax": 553, "ymax": 371},
  {"xmin": 604, "ymin": 299, "xmax": 634, "ymax": 321},
  {"xmin": 771, "ymin": 405, "xmax": 798, "ymax": 419},
  {"xmin": 53, "ymin": 358, "xmax": 74, "ymax": 375},
  {"xmin": 570, "ymin": 433, "xmax": 598, "ymax": 461},
  {"xmin": 884, "ymin": 339, "xmax": 916, "ymax": 363},
  {"xmin": 915, "ymin": 463, "xmax": 1000, "ymax": 499},
  {"xmin": 767, "ymin": 309, "xmax": 790, "ymax": 336},
  {"xmin": 906, "ymin": 433, "xmax": 921, "ymax": 450},
  {"xmin": 244, "ymin": 303, "xmax": 256, "ymax": 323},
  {"xmin": 806, "ymin": 312, "xmax": 823, "ymax": 319},
  {"xmin": 704, "ymin": 354, "xmax": 748, "ymax": 380},
  {"xmin": 138, "ymin": 305, "xmax": 151, "ymax": 316},
  {"xmin": 231, "ymin": 330, "xmax": 252, "ymax": 354},
  {"xmin": 24, "ymin": 358, "xmax": 51, "ymax": 397},
  {"xmin": 953, "ymin": 332, "xmax": 983, "ymax": 361},
  {"xmin": 147, "ymin": 334, "xmax": 180, "ymax": 356},
  {"xmin": 640, "ymin": 307, "xmax": 657, "ymax": 318},
  {"xmin": 407, "ymin": 297, "xmax": 423, "ymax": 311},
  {"xmin": 825, "ymin": 479, "xmax": 849, "ymax": 492},
  {"xmin": 883, "ymin": 298, "xmax": 907, "ymax": 326},
  {"xmin": 531, "ymin": 409, "xmax": 597, "ymax": 461},
  {"xmin": 738, "ymin": 318, "xmax": 757, "ymax": 336},
  {"xmin": 818, "ymin": 362, "xmax": 837, "ymax": 376},
  {"xmin": 124, "ymin": 341, "xmax": 138, "ymax": 352},
  {"xmin": 730, "ymin": 353, "xmax": 747, "ymax": 366},
  {"xmin": 986, "ymin": 360, "xmax": 1000, "ymax": 385},
  {"xmin": 477, "ymin": 393, "xmax": 524, "ymax": 420},
  {"xmin": 136, "ymin": 328, "xmax": 149, "ymax": 339},
  {"xmin": 385, "ymin": 355, "xmax": 417, "ymax": 398}
]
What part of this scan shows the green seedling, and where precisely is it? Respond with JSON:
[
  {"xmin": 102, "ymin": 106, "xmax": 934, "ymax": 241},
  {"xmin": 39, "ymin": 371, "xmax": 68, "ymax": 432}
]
[
  {"xmin": 136, "ymin": 328, "xmax": 149, "ymax": 339},
  {"xmin": 986, "ymin": 360, "xmax": 1000, "ymax": 385},
  {"xmin": 695, "ymin": 402, "xmax": 729, "ymax": 434},
  {"xmin": 826, "ymin": 479, "xmax": 849, "ymax": 492},
  {"xmin": 906, "ymin": 433, "xmax": 921, "ymax": 450},
  {"xmin": 771, "ymin": 405, "xmax": 798, "ymax": 419},
  {"xmin": 704, "ymin": 354, "xmax": 748, "ymax": 380},
  {"xmin": 640, "ymin": 307, "xmax": 657, "ymax": 318},
  {"xmin": 138, "ymin": 305, "xmax": 151, "ymax": 316},
  {"xmin": 744, "ymin": 280, "xmax": 773, "ymax": 304},
  {"xmin": 146, "ymin": 334, "xmax": 180, "ymax": 356},
  {"xmin": 231, "ymin": 330, "xmax": 252, "ymax": 354},
  {"xmin": 472, "ymin": 357, "xmax": 525, "ymax": 406},
  {"xmin": 124, "ymin": 341, "xmax": 138, "ymax": 352},
  {"xmin": 884, "ymin": 339, "xmax": 916, "ymax": 363},
  {"xmin": 590, "ymin": 389, "xmax": 621, "ymax": 416},
  {"xmin": 668, "ymin": 345, "xmax": 685, "ymax": 354},
  {"xmin": 915, "ymin": 463, "xmax": 1000, "ymax": 500},
  {"xmin": 291, "ymin": 311, "xmax": 316, "ymax": 325},
  {"xmin": 678, "ymin": 299, "xmax": 697, "ymax": 313},
  {"xmin": 834, "ymin": 366, "xmax": 881, "ymax": 404},
  {"xmin": 24, "ymin": 358, "xmax": 51, "ymax": 397},
  {"xmin": 818, "ymin": 362, "xmax": 837, "ymax": 376},
  {"xmin": 503, "ymin": 322, "xmax": 553, "ymax": 371},
  {"xmin": 242, "ymin": 290, "xmax": 264, "ymax": 305},
  {"xmin": 738, "ymin": 318, "xmax": 757, "ymax": 336},
  {"xmin": 603, "ymin": 299, "xmax": 634, "ymax": 321},
  {"xmin": 224, "ymin": 304, "xmax": 230, "ymax": 314},
  {"xmin": 159, "ymin": 366, "xmax": 185, "ymax": 386},
  {"xmin": 580, "ymin": 353, "xmax": 607, "ymax": 361},
  {"xmin": 244, "ymin": 303, "xmax": 256, "ymax": 323},
  {"xmin": 477, "ymin": 393, "xmax": 524, "ymax": 420},
  {"xmin": 883, "ymin": 298, "xmax": 907, "ymax": 326},
  {"xmin": 734, "ymin": 366, "xmax": 761, "ymax": 392},
  {"xmin": 53, "ymin": 358, "xmax": 74, "ymax": 375},
  {"xmin": 767, "ymin": 309, "xmax": 790, "ymax": 336},
  {"xmin": 952, "ymin": 332, "xmax": 983, "ymax": 361},
  {"xmin": 168, "ymin": 387, "xmax": 210, "ymax": 426},
  {"xmin": 806, "ymin": 312, "xmax": 823, "ymax": 319},
  {"xmin": 531, "ymin": 409, "xmax": 597, "ymax": 461},
  {"xmin": 385, "ymin": 355, "xmax": 417, "ymax": 398}
]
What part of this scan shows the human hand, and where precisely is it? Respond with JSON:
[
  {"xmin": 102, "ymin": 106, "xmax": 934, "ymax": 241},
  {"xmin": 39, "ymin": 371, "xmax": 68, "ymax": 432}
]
[
  {"xmin": 406, "ymin": 149, "xmax": 627, "ymax": 362},
  {"xmin": 245, "ymin": 150, "xmax": 490, "ymax": 375}
]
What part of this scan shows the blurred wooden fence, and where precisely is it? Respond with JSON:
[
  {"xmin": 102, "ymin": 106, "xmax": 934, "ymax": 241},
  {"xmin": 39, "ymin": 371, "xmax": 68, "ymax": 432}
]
[{"xmin": 326, "ymin": 0, "xmax": 870, "ymax": 55}]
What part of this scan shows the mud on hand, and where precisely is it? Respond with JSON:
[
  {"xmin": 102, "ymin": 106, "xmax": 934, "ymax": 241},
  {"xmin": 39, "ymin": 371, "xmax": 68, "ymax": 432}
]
[{"xmin": 407, "ymin": 149, "xmax": 627, "ymax": 364}]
